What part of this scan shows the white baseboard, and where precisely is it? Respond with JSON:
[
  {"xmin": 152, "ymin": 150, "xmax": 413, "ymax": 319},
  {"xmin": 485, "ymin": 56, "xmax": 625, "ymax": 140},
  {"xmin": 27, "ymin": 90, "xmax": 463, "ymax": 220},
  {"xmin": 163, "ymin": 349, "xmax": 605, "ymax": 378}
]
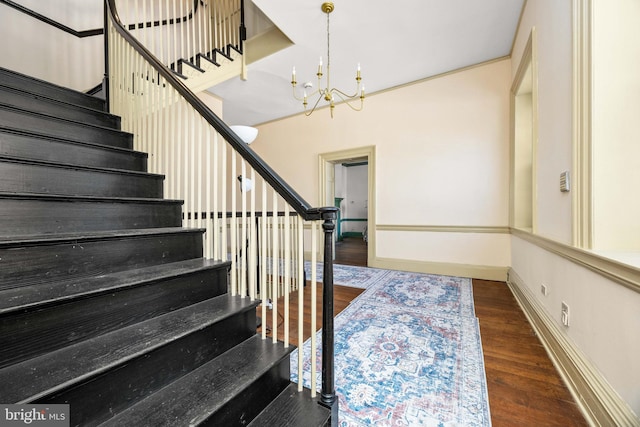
[
  {"xmin": 371, "ymin": 257, "xmax": 508, "ymax": 281},
  {"xmin": 507, "ymin": 268, "xmax": 640, "ymax": 427}
]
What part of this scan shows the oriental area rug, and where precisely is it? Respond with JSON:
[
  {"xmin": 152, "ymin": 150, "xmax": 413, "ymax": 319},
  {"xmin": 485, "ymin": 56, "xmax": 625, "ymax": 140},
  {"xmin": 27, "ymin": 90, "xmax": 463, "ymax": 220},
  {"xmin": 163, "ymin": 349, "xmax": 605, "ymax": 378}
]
[
  {"xmin": 291, "ymin": 269, "xmax": 491, "ymax": 427},
  {"xmin": 304, "ymin": 262, "xmax": 392, "ymax": 289}
]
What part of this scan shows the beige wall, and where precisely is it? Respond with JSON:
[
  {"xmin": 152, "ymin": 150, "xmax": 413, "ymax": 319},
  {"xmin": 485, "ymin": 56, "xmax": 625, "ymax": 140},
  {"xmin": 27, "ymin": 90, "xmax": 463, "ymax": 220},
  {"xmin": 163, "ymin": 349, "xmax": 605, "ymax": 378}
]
[
  {"xmin": 591, "ymin": 0, "xmax": 640, "ymax": 250},
  {"xmin": 510, "ymin": 0, "xmax": 640, "ymax": 418},
  {"xmin": 512, "ymin": 0, "xmax": 573, "ymax": 243},
  {"xmin": 0, "ymin": 0, "xmax": 104, "ymax": 91},
  {"xmin": 251, "ymin": 59, "xmax": 511, "ymax": 278}
]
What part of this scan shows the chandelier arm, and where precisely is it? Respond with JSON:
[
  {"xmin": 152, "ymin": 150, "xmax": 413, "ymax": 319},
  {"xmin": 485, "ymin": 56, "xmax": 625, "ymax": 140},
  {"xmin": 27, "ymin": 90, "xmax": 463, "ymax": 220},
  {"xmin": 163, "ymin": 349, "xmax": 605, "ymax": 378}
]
[
  {"xmin": 341, "ymin": 98, "xmax": 364, "ymax": 112},
  {"xmin": 289, "ymin": 2, "xmax": 364, "ymax": 117},
  {"xmin": 330, "ymin": 87, "xmax": 362, "ymax": 100},
  {"xmin": 293, "ymin": 87, "xmax": 321, "ymax": 102},
  {"xmin": 330, "ymin": 91, "xmax": 364, "ymax": 111},
  {"xmin": 292, "ymin": 86, "xmax": 304, "ymax": 102},
  {"xmin": 305, "ymin": 93, "xmax": 325, "ymax": 116}
]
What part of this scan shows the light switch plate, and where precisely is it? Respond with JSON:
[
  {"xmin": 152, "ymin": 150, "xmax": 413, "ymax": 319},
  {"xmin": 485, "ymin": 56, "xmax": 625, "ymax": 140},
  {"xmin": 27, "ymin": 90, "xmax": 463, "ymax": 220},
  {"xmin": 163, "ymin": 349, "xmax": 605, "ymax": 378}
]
[{"xmin": 560, "ymin": 171, "xmax": 570, "ymax": 192}]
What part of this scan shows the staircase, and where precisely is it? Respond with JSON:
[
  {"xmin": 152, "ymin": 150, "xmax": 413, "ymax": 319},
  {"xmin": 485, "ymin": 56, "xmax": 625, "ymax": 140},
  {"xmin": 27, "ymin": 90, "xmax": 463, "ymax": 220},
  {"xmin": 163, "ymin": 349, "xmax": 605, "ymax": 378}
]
[
  {"xmin": 0, "ymin": 67, "xmax": 331, "ymax": 426},
  {"xmin": 175, "ymin": 46, "xmax": 244, "ymax": 93}
]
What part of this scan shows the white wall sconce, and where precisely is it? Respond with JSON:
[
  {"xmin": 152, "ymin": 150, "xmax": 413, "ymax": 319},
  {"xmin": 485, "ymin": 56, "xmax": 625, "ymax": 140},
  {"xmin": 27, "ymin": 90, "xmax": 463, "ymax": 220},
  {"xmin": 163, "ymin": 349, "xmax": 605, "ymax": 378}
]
[
  {"xmin": 237, "ymin": 175, "xmax": 254, "ymax": 192},
  {"xmin": 230, "ymin": 125, "xmax": 258, "ymax": 144}
]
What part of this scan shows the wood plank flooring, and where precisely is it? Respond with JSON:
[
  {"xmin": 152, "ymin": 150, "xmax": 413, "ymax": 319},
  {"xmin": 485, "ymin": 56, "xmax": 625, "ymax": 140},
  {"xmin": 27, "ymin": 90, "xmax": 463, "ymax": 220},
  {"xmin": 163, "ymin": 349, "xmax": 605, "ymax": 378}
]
[
  {"xmin": 473, "ymin": 279, "xmax": 587, "ymax": 426},
  {"xmin": 259, "ymin": 283, "xmax": 365, "ymax": 348},
  {"xmin": 335, "ymin": 236, "xmax": 368, "ymax": 266},
  {"xmin": 262, "ymin": 237, "xmax": 588, "ymax": 426}
]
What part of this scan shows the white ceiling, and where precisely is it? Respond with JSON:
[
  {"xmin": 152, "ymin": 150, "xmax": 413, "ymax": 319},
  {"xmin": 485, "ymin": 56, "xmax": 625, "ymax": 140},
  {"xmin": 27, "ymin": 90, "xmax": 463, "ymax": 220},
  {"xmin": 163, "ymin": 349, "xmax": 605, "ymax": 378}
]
[{"xmin": 208, "ymin": 0, "xmax": 525, "ymax": 126}]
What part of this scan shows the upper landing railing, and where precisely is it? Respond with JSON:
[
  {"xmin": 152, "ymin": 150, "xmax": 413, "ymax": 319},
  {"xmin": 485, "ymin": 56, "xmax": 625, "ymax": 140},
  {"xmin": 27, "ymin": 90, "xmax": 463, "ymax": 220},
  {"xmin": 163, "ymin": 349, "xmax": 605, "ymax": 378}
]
[{"xmin": 0, "ymin": 0, "xmax": 205, "ymax": 37}]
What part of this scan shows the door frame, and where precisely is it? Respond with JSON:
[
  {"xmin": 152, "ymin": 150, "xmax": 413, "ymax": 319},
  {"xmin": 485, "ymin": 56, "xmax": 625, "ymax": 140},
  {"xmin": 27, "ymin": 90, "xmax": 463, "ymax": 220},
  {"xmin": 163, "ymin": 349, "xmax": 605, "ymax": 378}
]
[{"xmin": 318, "ymin": 145, "xmax": 376, "ymax": 266}]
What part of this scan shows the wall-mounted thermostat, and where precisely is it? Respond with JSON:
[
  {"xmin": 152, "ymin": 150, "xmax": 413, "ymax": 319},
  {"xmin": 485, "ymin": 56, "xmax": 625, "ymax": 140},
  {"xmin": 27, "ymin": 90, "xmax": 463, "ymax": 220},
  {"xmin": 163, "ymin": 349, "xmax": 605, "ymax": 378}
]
[{"xmin": 560, "ymin": 171, "xmax": 570, "ymax": 192}]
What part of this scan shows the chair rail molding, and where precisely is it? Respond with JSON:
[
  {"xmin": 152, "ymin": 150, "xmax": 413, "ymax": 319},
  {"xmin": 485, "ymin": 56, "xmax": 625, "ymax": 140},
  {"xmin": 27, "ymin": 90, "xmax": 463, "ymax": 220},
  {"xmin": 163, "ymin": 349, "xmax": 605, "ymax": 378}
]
[{"xmin": 376, "ymin": 224, "xmax": 510, "ymax": 234}]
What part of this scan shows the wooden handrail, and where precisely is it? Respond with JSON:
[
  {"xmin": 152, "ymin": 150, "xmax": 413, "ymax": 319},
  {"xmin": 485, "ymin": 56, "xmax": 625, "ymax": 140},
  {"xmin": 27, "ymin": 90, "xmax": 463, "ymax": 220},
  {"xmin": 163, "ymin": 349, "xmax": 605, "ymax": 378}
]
[
  {"xmin": 106, "ymin": 1, "xmax": 338, "ymax": 422},
  {"xmin": 0, "ymin": 0, "xmax": 103, "ymax": 37},
  {"xmin": 125, "ymin": 0, "xmax": 200, "ymax": 31},
  {"xmin": 105, "ymin": 0, "xmax": 322, "ymax": 222},
  {"xmin": 0, "ymin": 0, "xmax": 201, "ymax": 38}
]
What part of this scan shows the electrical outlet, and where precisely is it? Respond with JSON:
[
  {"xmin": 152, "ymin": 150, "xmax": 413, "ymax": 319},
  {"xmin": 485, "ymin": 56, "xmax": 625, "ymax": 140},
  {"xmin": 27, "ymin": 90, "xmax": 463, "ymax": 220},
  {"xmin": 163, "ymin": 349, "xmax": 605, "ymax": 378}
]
[
  {"xmin": 561, "ymin": 302, "xmax": 570, "ymax": 327},
  {"xmin": 541, "ymin": 284, "xmax": 548, "ymax": 296}
]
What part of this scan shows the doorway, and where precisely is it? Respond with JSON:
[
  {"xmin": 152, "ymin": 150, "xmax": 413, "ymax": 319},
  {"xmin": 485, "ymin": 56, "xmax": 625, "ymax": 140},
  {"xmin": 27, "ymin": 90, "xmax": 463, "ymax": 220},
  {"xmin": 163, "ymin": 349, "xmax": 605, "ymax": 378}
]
[
  {"xmin": 511, "ymin": 29, "xmax": 537, "ymax": 233},
  {"xmin": 319, "ymin": 146, "xmax": 376, "ymax": 267}
]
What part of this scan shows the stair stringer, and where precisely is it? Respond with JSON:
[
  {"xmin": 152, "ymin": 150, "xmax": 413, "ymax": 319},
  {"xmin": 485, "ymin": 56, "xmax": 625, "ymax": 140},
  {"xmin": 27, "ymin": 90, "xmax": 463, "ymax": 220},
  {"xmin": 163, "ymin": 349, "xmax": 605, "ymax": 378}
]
[{"xmin": 183, "ymin": 48, "xmax": 244, "ymax": 93}]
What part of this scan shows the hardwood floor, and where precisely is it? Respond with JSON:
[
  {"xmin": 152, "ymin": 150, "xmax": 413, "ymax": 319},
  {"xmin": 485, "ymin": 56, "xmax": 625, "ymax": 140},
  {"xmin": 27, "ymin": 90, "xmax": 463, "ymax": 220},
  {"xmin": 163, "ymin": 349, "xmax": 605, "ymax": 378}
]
[
  {"xmin": 261, "ymin": 237, "xmax": 588, "ymax": 426},
  {"xmin": 335, "ymin": 236, "xmax": 368, "ymax": 266},
  {"xmin": 473, "ymin": 279, "xmax": 587, "ymax": 426},
  {"xmin": 259, "ymin": 283, "xmax": 365, "ymax": 348}
]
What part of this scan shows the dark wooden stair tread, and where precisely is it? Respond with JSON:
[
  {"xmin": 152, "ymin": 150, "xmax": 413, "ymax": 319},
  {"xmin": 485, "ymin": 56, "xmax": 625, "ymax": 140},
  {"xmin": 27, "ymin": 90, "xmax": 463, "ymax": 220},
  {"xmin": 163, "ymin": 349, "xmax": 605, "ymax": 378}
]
[
  {"xmin": 0, "ymin": 154, "xmax": 162, "ymax": 178},
  {"xmin": 0, "ymin": 227, "xmax": 206, "ymax": 289},
  {"xmin": 99, "ymin": 335, "xmax": 293, "ymax": 426},
  {"xmin": 0, "ymin": 104, "xmax": 128, "ymax": 135},
  {"xmin": 0, "ymin": 66, "xmax": 316, "ymax": 426},
  {"xmin": 0, "ymin": 258, "xmax": 229, "ymax": 314},
  {"xmin": 0, "ymin": 105, "xmax": 132, "ymax": 149},
  {"xmin": 0, "ymin": 227, "xmax": 202, "ymax": 245},
  {"xmin": 0, "ymin": 191, "xmax": 182, "ymax": 204},
  {"xmin": 0, "ymin": 155, "xmax": 164, "ymax": 198},
  {"xmin": 0, "ymin": 127, "xmax": 146, "ymax": 159},
  {"xmin": 0, "ymin": 295, "xmax": 258, "ymax": 403},
  {"xmin": 0, "ymin": 67, "xmax": 106, "ymax": 111},
  {"xmin": 0, "ymin": 84, "xmax": 120, "ymax": 128},
  {"xmin": 248, "ymin": 383, "xmax": 331, "ymax": 427}
]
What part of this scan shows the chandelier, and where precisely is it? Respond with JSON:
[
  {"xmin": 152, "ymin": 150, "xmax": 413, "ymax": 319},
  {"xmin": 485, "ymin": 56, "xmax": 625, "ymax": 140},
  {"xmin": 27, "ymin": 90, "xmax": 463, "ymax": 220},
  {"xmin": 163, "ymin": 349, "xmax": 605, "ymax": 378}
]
[{"xmin": 290, "ymin": 2, "xmax": 365, "ymax": 118}]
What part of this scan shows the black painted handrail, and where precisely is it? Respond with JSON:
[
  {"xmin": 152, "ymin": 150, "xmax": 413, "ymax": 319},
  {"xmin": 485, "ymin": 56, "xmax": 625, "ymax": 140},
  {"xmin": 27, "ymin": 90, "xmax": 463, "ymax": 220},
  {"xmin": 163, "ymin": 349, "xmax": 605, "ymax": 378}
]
[
  {"xmin": 125, "ymin": 0, "xmax": 200, "ymax": 31},
  {"xmin": 106, "ymin": 0, "xmax": 324, "ymax": 222},
  {"xmin": 0, "ymin": 0, "xmax": 200, "ymax": 38},
  {"xmin": 106, "ymin": 3, "xmax": 338, "ymax": 421},
  {"xmin": 0, "ymin": 0, "xmax": 103, "ymax": 37}
]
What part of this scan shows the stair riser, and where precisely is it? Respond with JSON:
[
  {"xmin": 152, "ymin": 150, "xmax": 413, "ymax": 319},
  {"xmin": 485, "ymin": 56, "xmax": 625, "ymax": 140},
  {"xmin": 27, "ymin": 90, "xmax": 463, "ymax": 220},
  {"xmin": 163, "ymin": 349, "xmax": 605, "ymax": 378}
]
[
  {"xmin": 247, "ymin": 384, "xmax": 332, "ymax": 427},
  {"xmin": 0, "ymin": 130, "xmax": 147, "ymax": 172},
  {"xmin": 0, "ymin": 68, "xmax": 106, "ymax": 111},
  {"xmin": 202, "ymin": 360, "xmax": 291, "ymax": 426},
  {"xmin": 0, "ymin": 232, "xmax": 204, "ymax": 291},
  {"xmin": 0, "ymin": 87, "xmax": 119, "ymax": 129},
  {"xmin": 0, "ymin": 267, "xmax": 229, "ymax": 369},
  {"xmin": 0, "ymin": 198, "xmax": 182, "ymax": 235},
  {"xmin": 40, "ymin": 310, "xmax": 257, "ymax": 427},
  {"xmin": 0, "ymin": 106, "xmax": 132, "ymax": 149},
  {"xmin": 0, "ymin": 160, "xmax": 163, "ymax": 198}
]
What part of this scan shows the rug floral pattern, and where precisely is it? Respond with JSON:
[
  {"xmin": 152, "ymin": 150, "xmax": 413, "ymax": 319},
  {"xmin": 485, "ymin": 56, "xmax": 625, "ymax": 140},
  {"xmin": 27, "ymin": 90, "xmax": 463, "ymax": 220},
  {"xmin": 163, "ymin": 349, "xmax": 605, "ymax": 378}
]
[
  {"xmin": 304, "ymin": 262, "xmax": 392, "ymax": 289},
  {"xmin": 291, "ymin": 269, "xmax": 491, "ymax": 426}
]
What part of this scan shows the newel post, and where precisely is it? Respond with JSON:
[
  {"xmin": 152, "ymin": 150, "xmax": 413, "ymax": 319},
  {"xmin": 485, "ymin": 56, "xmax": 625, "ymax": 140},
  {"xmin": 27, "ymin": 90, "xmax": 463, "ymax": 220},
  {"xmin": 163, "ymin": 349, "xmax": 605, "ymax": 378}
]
[{"xmin": 319, "ymin": 206, "xmax": 339, "ymax": 426}]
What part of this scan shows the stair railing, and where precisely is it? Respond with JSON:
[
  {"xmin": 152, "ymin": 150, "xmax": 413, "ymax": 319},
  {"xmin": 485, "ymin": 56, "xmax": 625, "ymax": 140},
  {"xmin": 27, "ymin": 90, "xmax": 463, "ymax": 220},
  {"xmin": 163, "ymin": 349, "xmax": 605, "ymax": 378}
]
[
  {"xmin": 106, "ymin": 0, "xmax": 338, "ymax": 422},
  {"xmin": 1, "ymin": 0, "xmax": 215, "ymax": 100},
  {"xmin": 0, "ymin": 0, "xmax": 204, "ymax": 38},
  {"xmin": 113, "ymin": 0, "xmax": 244, "ymax": 75}
]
